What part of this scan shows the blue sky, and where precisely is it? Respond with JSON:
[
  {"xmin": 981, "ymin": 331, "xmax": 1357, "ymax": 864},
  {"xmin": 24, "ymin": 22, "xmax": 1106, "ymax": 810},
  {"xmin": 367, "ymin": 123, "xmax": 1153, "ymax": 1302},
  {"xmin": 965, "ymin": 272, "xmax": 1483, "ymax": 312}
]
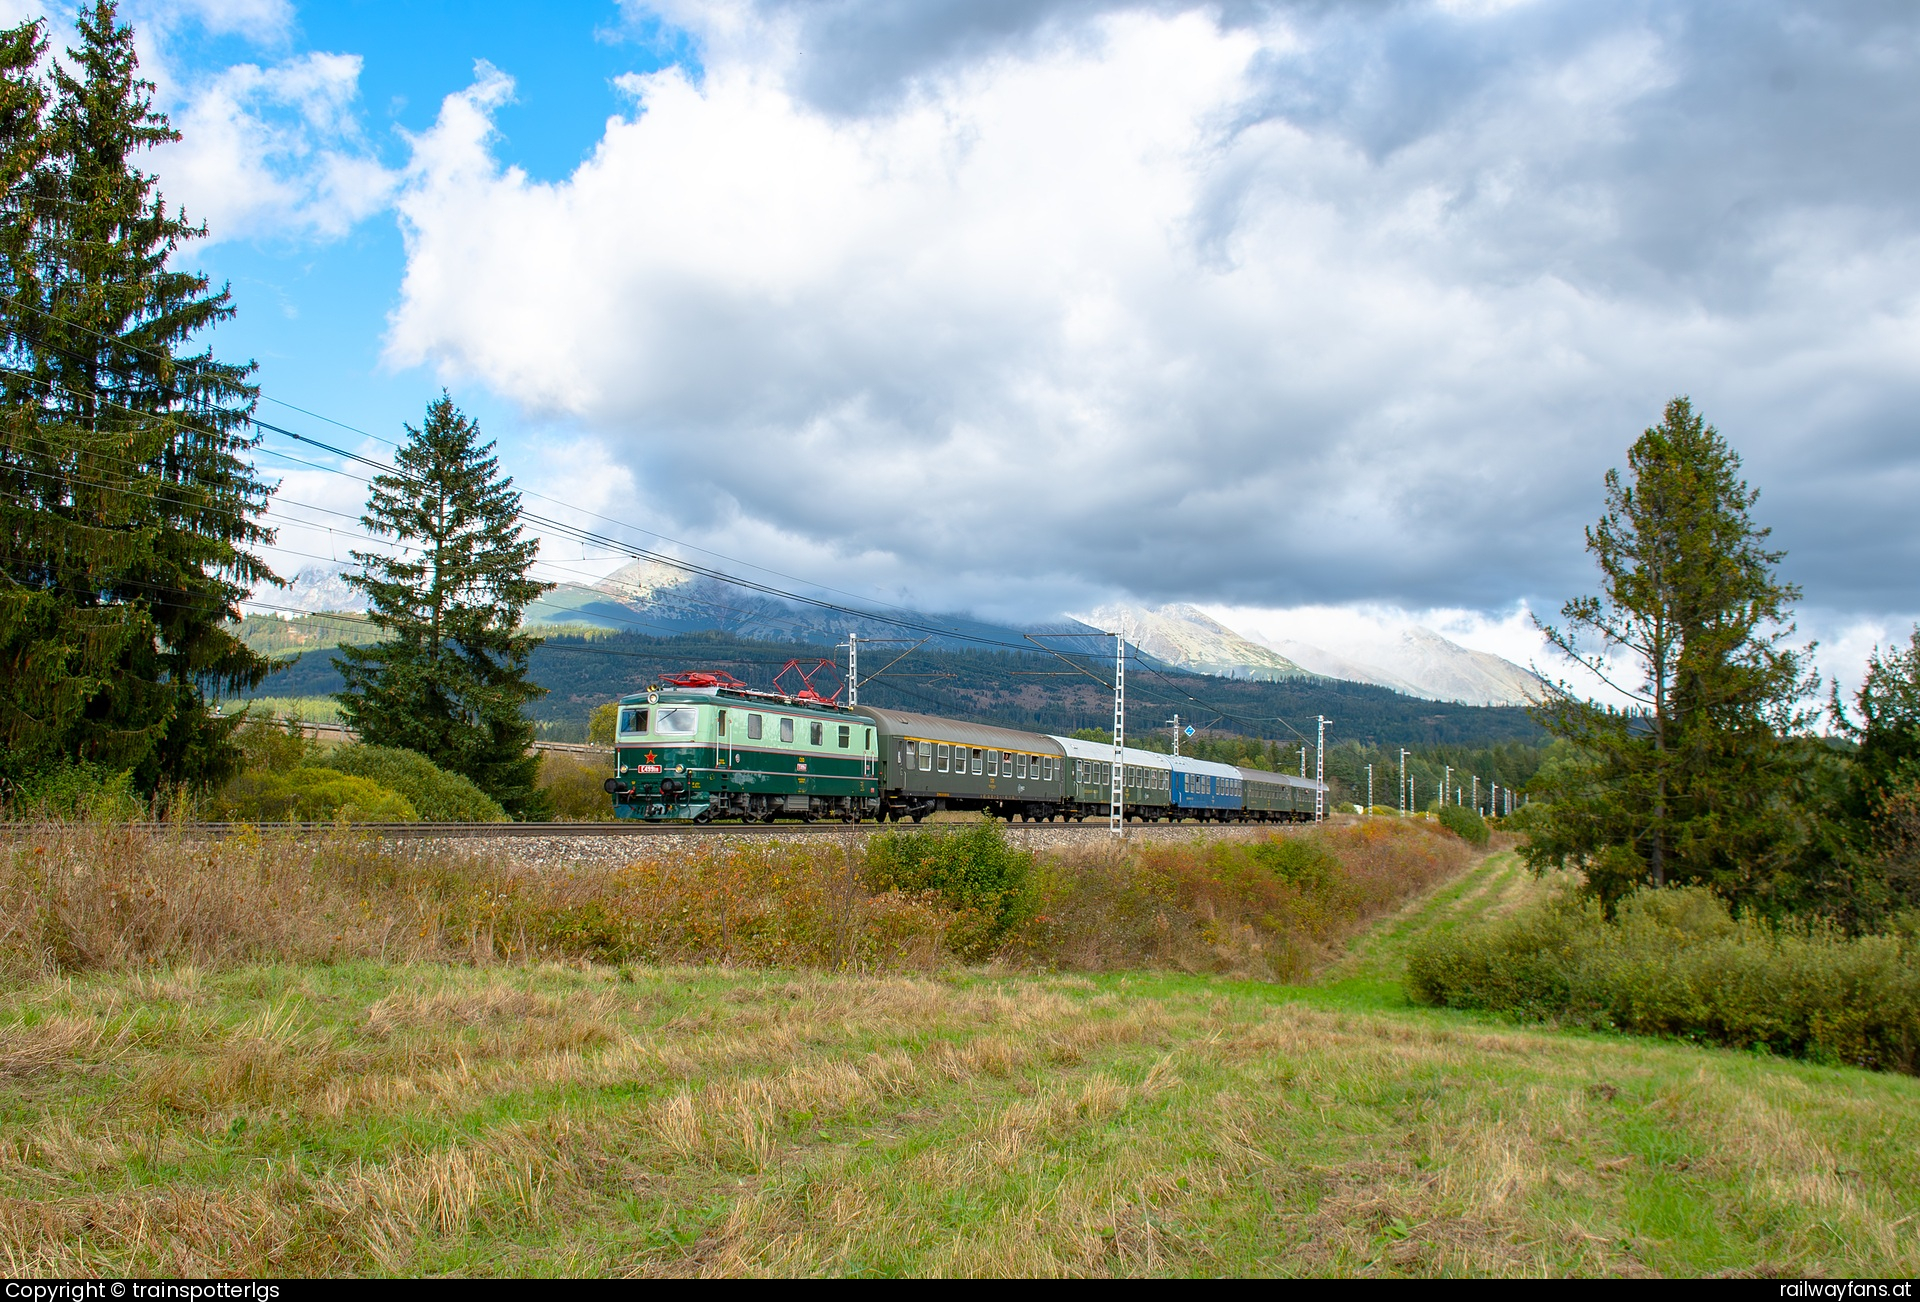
[
  {"xmin": 141, "ymin": 0, "xmax": 687, "ymax": 445},
  {"xmin": 10, "ymin": 0, "xmax": 1919, "ymax": 691}
]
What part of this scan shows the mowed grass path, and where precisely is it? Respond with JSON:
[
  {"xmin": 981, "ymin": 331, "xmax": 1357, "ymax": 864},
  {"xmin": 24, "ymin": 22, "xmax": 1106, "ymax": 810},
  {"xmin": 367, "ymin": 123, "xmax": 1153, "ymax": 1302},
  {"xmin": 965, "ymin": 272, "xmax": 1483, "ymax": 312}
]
[{"xmin": 3, "ymin": 849, "xmax": 1918, "ymax": 1276}]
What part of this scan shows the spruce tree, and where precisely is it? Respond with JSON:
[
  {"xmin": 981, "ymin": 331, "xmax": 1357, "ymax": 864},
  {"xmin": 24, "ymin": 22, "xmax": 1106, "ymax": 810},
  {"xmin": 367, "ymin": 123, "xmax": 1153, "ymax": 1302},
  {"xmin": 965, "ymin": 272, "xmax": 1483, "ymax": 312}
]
[
  {"xmin": 0, "ymin": 5, "xmax": 274, "ymax": 791},
  {"xmin": 1526, "ymin": 398, "xmax": 1819, "ymax": 909},
  {"xmin": 335, "ymin": 394, "xmax": 554, "ymax": 819}
]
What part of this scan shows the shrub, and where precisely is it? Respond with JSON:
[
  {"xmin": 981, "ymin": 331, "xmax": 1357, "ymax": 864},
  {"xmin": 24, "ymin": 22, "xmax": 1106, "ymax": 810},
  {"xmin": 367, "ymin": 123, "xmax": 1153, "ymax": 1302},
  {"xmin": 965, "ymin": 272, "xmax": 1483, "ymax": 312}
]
[
  {"xmin": 588, "ymin": 702, "xmax": 617, "ymax": 746},
  {"xmin": 209, "ymin": 767, "xmax": 418, "ymax": 823},
  {"xmin": 234, "ymin": 712, "xmax": 310, "ymax": 773},
  {"xmin": 1407, "ymin": 885, "xmax": 1920, "ymax": 1073},
  {"xmin": 864, "ymin": 818, "xmax": 1037, "ymax": 960},
  {"xmin": 1437, "ymin": 804, "xmax": 1490, "ymax": 845},
  {"xmin": 539, "ymin": 751, "xmax": 615, "ymax": 821},
  {"xmin": 325, "ymin": 744, "xmax": 508, "ymax": 822},
  {"xmin": 7, "ymin": 761, "xmax": 143, "ymax": 822}
]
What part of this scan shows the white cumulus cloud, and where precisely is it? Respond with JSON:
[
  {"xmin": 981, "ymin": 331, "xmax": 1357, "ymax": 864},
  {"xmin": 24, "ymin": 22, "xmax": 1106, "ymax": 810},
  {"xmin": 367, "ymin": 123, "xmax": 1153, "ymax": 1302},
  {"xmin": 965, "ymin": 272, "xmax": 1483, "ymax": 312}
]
[{"xmin": 150, "ymin": 50, "xmax": 395, "ymax": 244}]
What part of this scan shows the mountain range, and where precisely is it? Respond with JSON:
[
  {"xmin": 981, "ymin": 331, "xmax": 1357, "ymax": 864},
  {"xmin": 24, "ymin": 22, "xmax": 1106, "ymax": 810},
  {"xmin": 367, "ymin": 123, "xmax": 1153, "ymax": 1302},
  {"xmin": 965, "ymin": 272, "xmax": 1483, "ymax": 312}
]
[{"xmin": 274, "ymin": 562, "xmax": 1544, "ymax": 708}]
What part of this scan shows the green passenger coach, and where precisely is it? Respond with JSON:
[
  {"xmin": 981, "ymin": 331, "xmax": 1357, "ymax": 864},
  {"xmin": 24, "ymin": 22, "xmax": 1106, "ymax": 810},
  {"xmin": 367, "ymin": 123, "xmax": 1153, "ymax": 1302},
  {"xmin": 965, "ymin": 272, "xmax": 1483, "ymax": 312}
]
[{"xmin": 605, "ymin": 673, "xmax": 879, "ymax": 823}]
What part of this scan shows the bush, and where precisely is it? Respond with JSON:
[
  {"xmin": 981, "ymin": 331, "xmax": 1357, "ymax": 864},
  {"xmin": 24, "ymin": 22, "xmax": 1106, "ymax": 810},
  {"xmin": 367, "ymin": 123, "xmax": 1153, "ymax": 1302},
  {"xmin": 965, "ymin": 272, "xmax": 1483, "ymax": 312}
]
[
  {"xmin": 864, "ymin": 818, "xmax": 1037, "ymax": 960},
  {"xmin": 210, "ymin": 767, "xmax": 418, "ymax": 823},
  {"xmin": 1407, "ymin": 885, "xmax": 1920, "ymax": 1073},
  {"xmin": 588, "ymin": 702, "xmax": 617, "ymax": 746},
  {"xmin": 8, "ymin": 761, "xmax": 143, "ymax": 822},
  {"xmin": 325, "ymin": 744, "xmax": 508, "ymax": 822},
  {"xmin": 1437, "ymin": 804, "xmax": 1490, "ymax": 845},
  {"xmin": 234, "ymin": 713, "xmax": 310, "ymax": 773},
  {"xmin": 539, "ymin": 751, "xmax": 614, "ymax": 821}
]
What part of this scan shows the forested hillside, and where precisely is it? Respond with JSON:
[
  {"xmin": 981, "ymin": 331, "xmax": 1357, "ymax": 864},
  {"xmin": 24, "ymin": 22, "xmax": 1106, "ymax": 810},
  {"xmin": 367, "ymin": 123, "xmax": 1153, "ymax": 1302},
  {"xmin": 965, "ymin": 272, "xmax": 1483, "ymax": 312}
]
[{"xmin": 236, "ymin": 626, "xmax": 1545, "ymax": 749}]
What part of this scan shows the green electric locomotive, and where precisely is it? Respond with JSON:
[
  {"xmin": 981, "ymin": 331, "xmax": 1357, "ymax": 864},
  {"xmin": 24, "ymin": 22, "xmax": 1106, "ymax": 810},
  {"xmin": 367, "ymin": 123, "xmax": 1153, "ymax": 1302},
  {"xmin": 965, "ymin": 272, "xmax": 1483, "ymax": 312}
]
[{"xmin": 604, "ymin": 671, "xmax": 880, "ymax": 822}]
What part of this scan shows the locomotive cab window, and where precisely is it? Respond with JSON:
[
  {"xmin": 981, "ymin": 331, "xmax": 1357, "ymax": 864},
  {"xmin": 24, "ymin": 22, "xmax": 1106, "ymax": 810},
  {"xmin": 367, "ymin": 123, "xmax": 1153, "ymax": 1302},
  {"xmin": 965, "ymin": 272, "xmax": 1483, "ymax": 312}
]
[
  {"xmin": 838, "ymin": 725, "xmax": 851, "ymax": 748},
  {"xmin": 747, "ymin": 714, "xmax": 763, "ymax": 740},
  {"xmin": 656, "ymin": 707, "xmax": 698, "ymax": 735},
  {"xmin": 716, "ymin": 709, "xmax": 728, "ymax": 737},
  {"xmin": 864, "ymin": 729, "xmax": 873, "ymax": 750},
  {"xmin": 809, "ymin": 721, "xmax": 824, "ymax": 746},
  {"xmin": 617, "ymin": 707, "xmax": 648, "ymax": 735},
  {"xmin": 779, "ymin": 718, "xmax": 795, "ymax": 743}
]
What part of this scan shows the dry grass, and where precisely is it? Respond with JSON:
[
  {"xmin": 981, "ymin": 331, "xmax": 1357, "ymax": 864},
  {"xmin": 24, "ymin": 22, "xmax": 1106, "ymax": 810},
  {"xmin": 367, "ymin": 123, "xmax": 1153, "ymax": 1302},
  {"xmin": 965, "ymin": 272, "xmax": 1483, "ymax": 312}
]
[
  {"xmin": 2, "ymin": 959, "xmax": 1916, "ymax": 1276},
  {"xmin": 1018, "ymin": 819, "xmax": 1473, "ymax": 978},
  {"xmin": 5, "ymin": 828, "xmax": 1913, "ymax": 1276},
  {"xmin": 0, "ymin": 819, "xmax": 1470, "ymax": 980}
]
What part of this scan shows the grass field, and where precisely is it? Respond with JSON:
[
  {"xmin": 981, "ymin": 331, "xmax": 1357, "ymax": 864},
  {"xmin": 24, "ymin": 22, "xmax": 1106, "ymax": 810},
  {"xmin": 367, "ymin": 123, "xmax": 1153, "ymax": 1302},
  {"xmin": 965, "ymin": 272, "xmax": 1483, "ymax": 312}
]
[{"xmin": 3, "ymin": 849, "xmax": 1917, "ymax": 1276}]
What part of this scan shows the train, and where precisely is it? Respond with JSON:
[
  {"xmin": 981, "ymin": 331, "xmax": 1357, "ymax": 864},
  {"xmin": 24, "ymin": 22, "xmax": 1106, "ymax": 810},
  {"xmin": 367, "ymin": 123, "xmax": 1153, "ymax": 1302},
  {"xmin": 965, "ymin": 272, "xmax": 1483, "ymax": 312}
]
[{"xmin": 602, "ymin": 670, "xmax": 1325, "ymax": 824}]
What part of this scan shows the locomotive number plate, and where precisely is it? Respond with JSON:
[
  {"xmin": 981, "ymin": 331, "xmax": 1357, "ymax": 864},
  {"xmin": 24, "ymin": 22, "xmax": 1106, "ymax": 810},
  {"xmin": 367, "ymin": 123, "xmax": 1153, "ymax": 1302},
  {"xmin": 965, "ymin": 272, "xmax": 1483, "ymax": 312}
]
[{"xmin": 635, "ymin": 764, "xmax": 663, "ymax": 774}]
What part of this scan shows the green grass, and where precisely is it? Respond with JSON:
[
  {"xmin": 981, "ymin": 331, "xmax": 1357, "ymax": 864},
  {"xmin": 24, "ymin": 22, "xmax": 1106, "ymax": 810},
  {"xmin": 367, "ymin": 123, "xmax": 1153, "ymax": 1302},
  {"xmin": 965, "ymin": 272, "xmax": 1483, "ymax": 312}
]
[{"xmin": 2, "ymin": 848, "xmax": 1916, "ymax": 1276}]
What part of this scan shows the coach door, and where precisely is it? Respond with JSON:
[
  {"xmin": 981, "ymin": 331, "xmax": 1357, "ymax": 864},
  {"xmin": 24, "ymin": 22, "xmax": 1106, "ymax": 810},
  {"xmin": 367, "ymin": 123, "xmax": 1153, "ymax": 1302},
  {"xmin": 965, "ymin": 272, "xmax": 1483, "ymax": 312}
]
[{"xmin": 863, "ymin": 727, "xmax": 876, "ymax": 778}]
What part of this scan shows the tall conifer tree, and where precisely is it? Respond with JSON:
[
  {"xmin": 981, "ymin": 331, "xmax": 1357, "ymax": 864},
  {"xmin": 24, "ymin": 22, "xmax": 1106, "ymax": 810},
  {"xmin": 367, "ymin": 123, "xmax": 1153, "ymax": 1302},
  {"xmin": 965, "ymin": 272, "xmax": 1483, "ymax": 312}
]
[
  {"xmin": 335, "ymin": 394, "xmax": 554, "ymax": 819},
  {"xmin": 1527, "ymin": 397, "xmax": 1818, "ymax": 909},
  {"xmin": 0, "ymin": 4, "xmax": 274, "ymax": 790}
]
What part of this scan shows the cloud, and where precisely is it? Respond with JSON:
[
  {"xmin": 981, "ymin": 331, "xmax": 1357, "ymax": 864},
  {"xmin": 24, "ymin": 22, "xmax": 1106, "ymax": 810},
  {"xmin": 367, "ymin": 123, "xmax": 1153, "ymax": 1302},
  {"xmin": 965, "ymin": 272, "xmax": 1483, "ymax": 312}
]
[
  {"xmin": 384, "ymin": 0, "xmax": 1920, "ymax": 646},
  {"xmin": 148, "ymin": 50, "xmax": 396, "ymax": 244},
  {"xmin": 138, "ymin": 0, "xmax": 296, "ymax": 45}
]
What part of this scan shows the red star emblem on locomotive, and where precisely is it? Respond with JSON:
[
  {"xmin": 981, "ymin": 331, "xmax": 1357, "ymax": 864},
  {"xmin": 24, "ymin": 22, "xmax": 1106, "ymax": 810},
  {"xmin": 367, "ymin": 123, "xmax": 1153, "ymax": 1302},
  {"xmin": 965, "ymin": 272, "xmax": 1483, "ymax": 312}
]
[{"xmin": 644, "ymin": 751, "xmax": 657, "ymax": 763}]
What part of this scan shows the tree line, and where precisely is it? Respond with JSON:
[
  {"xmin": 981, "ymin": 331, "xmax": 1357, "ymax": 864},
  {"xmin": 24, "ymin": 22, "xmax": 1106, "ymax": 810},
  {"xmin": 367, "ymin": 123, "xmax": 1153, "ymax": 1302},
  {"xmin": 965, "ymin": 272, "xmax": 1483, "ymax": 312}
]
[{"xmin": 0, "ymin": 5, "xmax": 556, "ymax": 818}]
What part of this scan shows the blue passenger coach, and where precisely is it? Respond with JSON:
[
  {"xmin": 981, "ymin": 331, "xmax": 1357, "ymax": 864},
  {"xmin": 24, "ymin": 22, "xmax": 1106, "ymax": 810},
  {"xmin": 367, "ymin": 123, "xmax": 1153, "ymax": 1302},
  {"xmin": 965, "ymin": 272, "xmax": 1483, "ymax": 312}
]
[{"xmin": 1170, "ymin": 756, "xmax": 1243, "ymax": 818}]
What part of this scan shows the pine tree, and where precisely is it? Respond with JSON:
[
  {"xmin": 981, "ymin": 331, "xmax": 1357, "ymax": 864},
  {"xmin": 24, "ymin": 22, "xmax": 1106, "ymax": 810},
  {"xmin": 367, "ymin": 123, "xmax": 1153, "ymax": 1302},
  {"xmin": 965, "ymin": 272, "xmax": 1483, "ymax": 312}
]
[
  {"xmin": 0, "ymin": 5, "xmax": 275, "ymax": 791},
  {"xmin": 1526, "ymin": 397, "xmax": 1819, "ymax": 909},
  {"xmin": 335, "ymin": 394, "xmax": 554, "ymax": 819},
  {"xmin": 1801, "ymin": 627, "xmax": 1920, "ymax": 929}
]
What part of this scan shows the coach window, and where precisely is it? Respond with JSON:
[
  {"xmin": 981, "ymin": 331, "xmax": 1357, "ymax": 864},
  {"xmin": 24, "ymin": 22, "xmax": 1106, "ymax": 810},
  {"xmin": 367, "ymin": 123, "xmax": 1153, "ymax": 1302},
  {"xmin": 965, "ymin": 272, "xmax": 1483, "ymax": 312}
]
[
  {"xmin": 987, "ymin": 751, "xmax": 998, "ymax": 777},
  {"xmin": 936, "ymin": 743, "xmax": 950, "ymax": 773},
  {"xmin": 1015, "ymin": 753, "xmax": 1026, "ymax": 778},
  {"xmin": 809, "ymin": 721, "xmax": 824, "ymax": 746},
  {"xmin": 779, "ymin": 717, "xmax": 795, "ymax": 743},
  {"xmin": 618, "ymin": 707, "xmax": 648, "ymax": 736},
  {"xmin": 919, "ymin": 742, "xmax": 933, "ymax": 771},
  {"xmin": 838, "ymin": 725, "xmax": 851, "ymax": 748}
]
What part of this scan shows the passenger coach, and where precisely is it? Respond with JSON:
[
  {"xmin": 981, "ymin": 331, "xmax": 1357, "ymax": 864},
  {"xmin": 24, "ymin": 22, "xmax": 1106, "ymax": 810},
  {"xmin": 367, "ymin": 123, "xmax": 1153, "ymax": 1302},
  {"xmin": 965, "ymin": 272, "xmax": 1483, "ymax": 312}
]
[{"xmin": 854, "ymin": 706, "xmax": 1066, "ymax": 822}]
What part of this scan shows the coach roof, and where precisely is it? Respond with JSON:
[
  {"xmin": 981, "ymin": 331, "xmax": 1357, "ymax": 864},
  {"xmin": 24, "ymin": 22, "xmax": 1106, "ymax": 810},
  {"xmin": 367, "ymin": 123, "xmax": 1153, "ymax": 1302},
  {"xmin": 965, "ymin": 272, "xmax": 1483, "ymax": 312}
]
[{"xmin": 852, "ymin": 707, "xmax": 1064, "ymax": 756}]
